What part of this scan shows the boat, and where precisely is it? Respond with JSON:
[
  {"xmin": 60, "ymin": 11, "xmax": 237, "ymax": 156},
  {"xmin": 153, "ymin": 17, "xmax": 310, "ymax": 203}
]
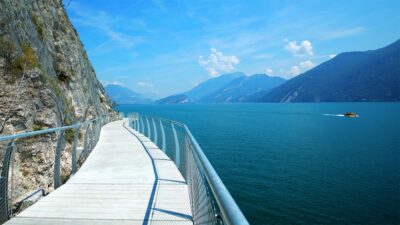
[{"xmin": 344, "ymin": 112, "xmax": 359, "ymax": 117}]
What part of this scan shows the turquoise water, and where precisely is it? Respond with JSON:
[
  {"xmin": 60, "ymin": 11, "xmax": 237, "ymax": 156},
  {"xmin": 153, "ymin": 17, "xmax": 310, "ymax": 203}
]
[{"xmin": 116, "ymin": 103, "xmax": 400, "ymax": 224}]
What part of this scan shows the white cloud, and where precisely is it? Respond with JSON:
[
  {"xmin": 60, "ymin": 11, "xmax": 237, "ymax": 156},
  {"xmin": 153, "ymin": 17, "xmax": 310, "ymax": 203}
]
[
  {"xmin": 253, "ymin": 53, "xmax": 273, "ymax": 60},
  {"xmin": 289, "ymin": 65, "xmax": 301, "ymax": 76},
  {"xmin": 266, "ymin": 68, "xmax": 274, "ymax": 75},
  {"xmin": 284, "ymin": 60, "xmax": 316, "ymax": 78},
  {"xmin": 329, "ymin": 54, "xmax": 336, "ymax": 59},
  {"xmin": 299, "ymin": 60, "xmax": 315, "ymax": 70},
  {"xmin": 136, "ymin": 82, "xmax": 154, "ymax": 87},
  {"xmin": 69, "ymin": 3, "xmax": 144, "ymax": 53},
  {"xmin": 284, "ymin": 40, "xmax": 313, "ymax": 56},
  {"xmin": 321, "ymin": 27, "xmax": 365, "ymax": 40},
  {"xmin": 101, "ymin": 80, "xmax": 123, "ymax": 86},
  {"xmin": 198, "ymin": 48, "xmax": 239, "ymax": 77}
]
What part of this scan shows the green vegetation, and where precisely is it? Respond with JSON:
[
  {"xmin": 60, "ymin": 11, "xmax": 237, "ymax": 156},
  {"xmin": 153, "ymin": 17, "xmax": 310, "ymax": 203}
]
[
  {"xmin": 21, "ymin": 43, "xmax": 40, "ymax": 68},
  {"xmin": 61, "ymin": 173, "xmax": 71, "ymax": 184},
  {"xmin": 31, "ymin": 13, "xmax": 44, "ymax": 40},
  {"xmin": 65, "ymin": 129, "xmax": 75, "ymax": 144},
  {"xmin": 33, "ymin": 124, "xmax": 45, "ymax": 131},
  {"xmin": 41, "ymin": 72, "xmax": 63, "ymax": 98},
  {"xmin": 3, "ymin": 42, "xmax": 40, "ymax": 83},
  {"xmin": 0, "ymin": 37, "xmax": 15, "ymax": 59},
  {"xmin": 53, "ymin": 51, "xmax": 76, "ymax": 83}
]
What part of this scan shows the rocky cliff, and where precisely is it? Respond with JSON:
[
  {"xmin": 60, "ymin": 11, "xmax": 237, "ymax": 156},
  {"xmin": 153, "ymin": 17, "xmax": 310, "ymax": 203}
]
[{"xmin": 0, "ymin": 0, "xmax": 115, "ymax": 209}]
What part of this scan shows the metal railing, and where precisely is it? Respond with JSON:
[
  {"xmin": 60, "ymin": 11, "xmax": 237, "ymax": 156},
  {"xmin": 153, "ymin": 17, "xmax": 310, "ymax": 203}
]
[
  {"xmin": 0, "ymin": 114, "xmax": 114, "ymax": 224},
  {"xmin": 128, "ymin": 113, "xmax": 249, "ymax": 225}
]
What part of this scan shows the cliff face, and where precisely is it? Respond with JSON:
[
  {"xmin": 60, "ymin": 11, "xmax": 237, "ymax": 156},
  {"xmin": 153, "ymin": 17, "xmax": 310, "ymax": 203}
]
[
  {"xmin": 0, "ymin": 0, "xmax": 114, "ymax": 133},
  {"xmin": 0, "ymin": 0, "xmax": 115, "ymax": 208}
]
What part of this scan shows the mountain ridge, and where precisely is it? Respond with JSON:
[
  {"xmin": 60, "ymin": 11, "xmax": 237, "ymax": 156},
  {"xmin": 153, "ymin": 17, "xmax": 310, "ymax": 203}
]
[
  {"xmin": 198, "ymin": 74, "xmax": 285, "ymax": 103},
  {"xmin": 105, "ymin": 84, "xmax": 153, "ymax": 104},
  {"xmin": 261, "ymin": 39, "xmax": 400, "ymax": 102},
  {"xmin": 157, "ymin": 72, "xmax": 245, "ymax": 104}
]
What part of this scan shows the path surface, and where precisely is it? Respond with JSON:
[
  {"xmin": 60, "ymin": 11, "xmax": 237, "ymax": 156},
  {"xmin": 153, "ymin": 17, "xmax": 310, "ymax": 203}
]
[{"xmin": 5, "ymin": 119, "xmax": 192, "ymax": 225}]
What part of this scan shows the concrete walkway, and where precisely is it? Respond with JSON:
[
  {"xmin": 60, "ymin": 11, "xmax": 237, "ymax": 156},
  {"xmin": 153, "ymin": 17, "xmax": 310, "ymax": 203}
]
[{"xmin": 5, "ymin": 119, "xmax": 193, "ymax": 225}]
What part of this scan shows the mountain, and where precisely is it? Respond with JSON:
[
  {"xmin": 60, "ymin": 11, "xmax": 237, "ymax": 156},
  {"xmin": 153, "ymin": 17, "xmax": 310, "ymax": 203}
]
[
  {"xmin": 105, "ymin": 84, "xmax": 153, "ymax": 104},
  {"xmin": 157, "ymin": 72, "xmax": 245, "ymax": 104},
  {"xmin": 261, "ymin": 39, "xmax": 400, "ymax": 102},
  {"xmin": 198, "ymin": 74, "xmax": 286, "ymax": 103},
  {"xmin": 156, "ymin": 94, "xmax": 189, "ymax": 104},
  {"xmin": 186, "ymin": 72, "xmax": 245, "ymax": 101}
]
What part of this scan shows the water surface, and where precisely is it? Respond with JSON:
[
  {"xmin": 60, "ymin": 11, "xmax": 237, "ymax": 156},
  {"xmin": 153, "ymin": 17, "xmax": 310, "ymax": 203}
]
[{"xmin": 116, "ymin": 103, "xmax": 400, "ymax": 224}]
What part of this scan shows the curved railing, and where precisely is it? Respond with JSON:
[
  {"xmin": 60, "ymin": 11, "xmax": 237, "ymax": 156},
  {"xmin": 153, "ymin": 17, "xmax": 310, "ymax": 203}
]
[
  {"xmin": 0, "ymin": 114, "xmax": 114, "ymax": 224},
  {"xmin": 128, "ymin": 113, "xmax": 249, "ymax": 225}
]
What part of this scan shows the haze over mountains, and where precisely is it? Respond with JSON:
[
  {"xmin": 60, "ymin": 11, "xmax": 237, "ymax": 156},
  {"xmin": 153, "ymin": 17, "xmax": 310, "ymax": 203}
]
[
  {"xmin": 157, "ymin": 73, "xmax": 285, "ymax": 104},
  {"xmin": 261, "ymin": 39, "xmax": 400, "ymax": 102},
  {"xmin": 106, "ymin": 39, "xmax": 400, "ymax": 104},
  {"xmin": 201, "ymin": 74, "xmax": 285, "ymax": 103},
  {"xmin": 105, "ymin": 84, "xmax": 153, "ymax": 104}
]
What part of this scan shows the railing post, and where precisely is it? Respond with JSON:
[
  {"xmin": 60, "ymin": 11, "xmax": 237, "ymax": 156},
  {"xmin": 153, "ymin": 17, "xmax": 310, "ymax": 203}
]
[
  {"xmin": 146, "ymin": 117, "xmax": 151, "ymax": 139},
  {"xmin": 134, "ymin": 116, "xmax": 138, "ymax": 131},
  {"xmin": 0, "ymin": 141, "xmax": 15, "ymax": 223},
  {"xmin": 140, "ymin": 116, "xmax": 144, "ymax": 134},
  {"xmin": 182, "ymin": 134, "xmax": 190, "ymax": 179},
  {"xmin": 130, "ymin": 114, "xmax": 134, "ymax": 128},
  {"xmin": 54, "ymin": 130, "xmax": 65, "ymax": 189},
  {"xmin": 159, "ymin": 120, "xmax": 166, "ymax": 152},
  {"xmin": 152, "ymin": 118, "xmax": 158, "ymax": 145},
  {"xmin": 83, "ymin": 123, "xmax": 90, "ymax": 159},
  {"xmin": 95, "ymin": 119, "xmax": 101, "ymax": 143},
  {"xmin": 172, "ymin": 124, "xmax": 180, "ymax": 168},
  {"xmin": 71, "ymin": 126, "xmax": 81, "ymax": 175},
  {"xmin": 90, "ymin": 122, "xmax": 96, "ymax": 150}
]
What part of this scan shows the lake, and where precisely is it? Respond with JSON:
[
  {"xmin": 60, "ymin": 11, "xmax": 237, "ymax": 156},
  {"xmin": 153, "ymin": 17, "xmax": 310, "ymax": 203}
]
[{"xmin": 116, "ymin": 103, "xmax": 400, "ymax": 224}]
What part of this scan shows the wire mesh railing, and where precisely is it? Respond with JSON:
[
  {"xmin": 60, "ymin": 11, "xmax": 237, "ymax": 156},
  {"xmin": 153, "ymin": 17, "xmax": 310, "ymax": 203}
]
[
  {"xmin": 128, "ymin": 113, "xmax": 249, "ymax": 225},
  {"xmin": 0, "ymin": 114, "xmax": 115, "ymax": 224}
]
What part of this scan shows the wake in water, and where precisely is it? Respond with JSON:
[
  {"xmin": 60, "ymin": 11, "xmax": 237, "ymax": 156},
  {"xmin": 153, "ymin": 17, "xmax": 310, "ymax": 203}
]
[{"xmin": 322, "ymin": 114, "xmax": 345, "ymax": 117}]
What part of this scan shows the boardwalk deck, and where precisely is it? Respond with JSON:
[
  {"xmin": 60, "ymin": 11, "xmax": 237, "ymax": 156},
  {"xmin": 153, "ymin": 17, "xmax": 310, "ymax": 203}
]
[{"xmin": 5, "ymin": 119, "xmax": 193, "ymax": 225}]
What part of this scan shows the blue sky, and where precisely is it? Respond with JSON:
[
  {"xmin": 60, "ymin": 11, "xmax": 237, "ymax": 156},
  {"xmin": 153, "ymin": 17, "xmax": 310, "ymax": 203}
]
[{"xmin": 65, "ymin": 0, "xmax": 400, "ymax": 97}]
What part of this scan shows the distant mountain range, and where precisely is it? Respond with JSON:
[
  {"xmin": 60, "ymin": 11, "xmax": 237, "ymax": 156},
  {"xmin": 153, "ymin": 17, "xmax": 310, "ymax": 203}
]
[
  {"xmin": 199, "ymin": 74, "xmax": 285, "ymax": 103},
  {"xmin": 159, "ymin": 39, "xmax": 400, "ymax": 104},
  {"xmin": 105, "ymin": 84, "xmax": 153, "ymax": 104},
  {"xmin": 260, "ymin": 39, "xmax": 400, "ymax": 102},
  {"xmin": 110, "ymin": 39, "xmax": 399, "ymax": 104},
  {"xmin": 157, "ymin": 73, "xmax": 285, "ymax": 104}
]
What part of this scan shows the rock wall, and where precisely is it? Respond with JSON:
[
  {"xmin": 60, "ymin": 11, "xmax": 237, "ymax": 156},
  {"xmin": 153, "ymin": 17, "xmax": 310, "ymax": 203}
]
[{"xmin": 0, "ymin": 0, "xmax": 116, "ymax": 208}]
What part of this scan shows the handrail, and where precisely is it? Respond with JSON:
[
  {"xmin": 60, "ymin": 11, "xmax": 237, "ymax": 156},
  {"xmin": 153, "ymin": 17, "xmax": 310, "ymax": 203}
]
[
  {"xmin": 184, "ymin": 125, "xmax": 249, "ymax": 225},
  {"xmin": 0, "ymin": 114, "xmax": 113, "ymax": 224},
  {"xmin": 0, "ymin": 119, "xmax": 97, "ymax": 142},
  {"xmin": 131, "ymin": 114, "xmax": 249, "ymax": 225}
]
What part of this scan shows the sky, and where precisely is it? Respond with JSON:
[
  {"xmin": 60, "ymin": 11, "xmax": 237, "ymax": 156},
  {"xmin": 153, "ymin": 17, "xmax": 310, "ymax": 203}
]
[{"xmin": 64, "ymin": 0, "xmax": 400, "ymax": 98}]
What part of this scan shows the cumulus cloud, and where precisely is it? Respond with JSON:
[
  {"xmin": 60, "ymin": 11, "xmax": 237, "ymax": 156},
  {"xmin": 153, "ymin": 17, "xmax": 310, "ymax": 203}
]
[
  {"xmin": 289, "ymin": 66, "xmax": 301, "ymax": 76},
  {"xmin": 266, "ymin": 68, "xmax": 274, "ymax": 75},
  {"xmin": 299, "ymin": 60, "xmax": 315, "ymax": 70},
  {"xmin": 101, "ymin": 80, "xmax": 123, "ymax": 86},
  {"xmin": 284, "ymin": 40, "xmax": 313, "ymax": 56},
  {"xmin": 198, "ymin": 48, "xmax": 239, "ymax": 77},
  {"xmin": 137, "ymin": 82, "xmax": 154, "ymax": 87},
  {"xmin": 285, "ymin": 60, "xmax": 315, "ymax": 77}
]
